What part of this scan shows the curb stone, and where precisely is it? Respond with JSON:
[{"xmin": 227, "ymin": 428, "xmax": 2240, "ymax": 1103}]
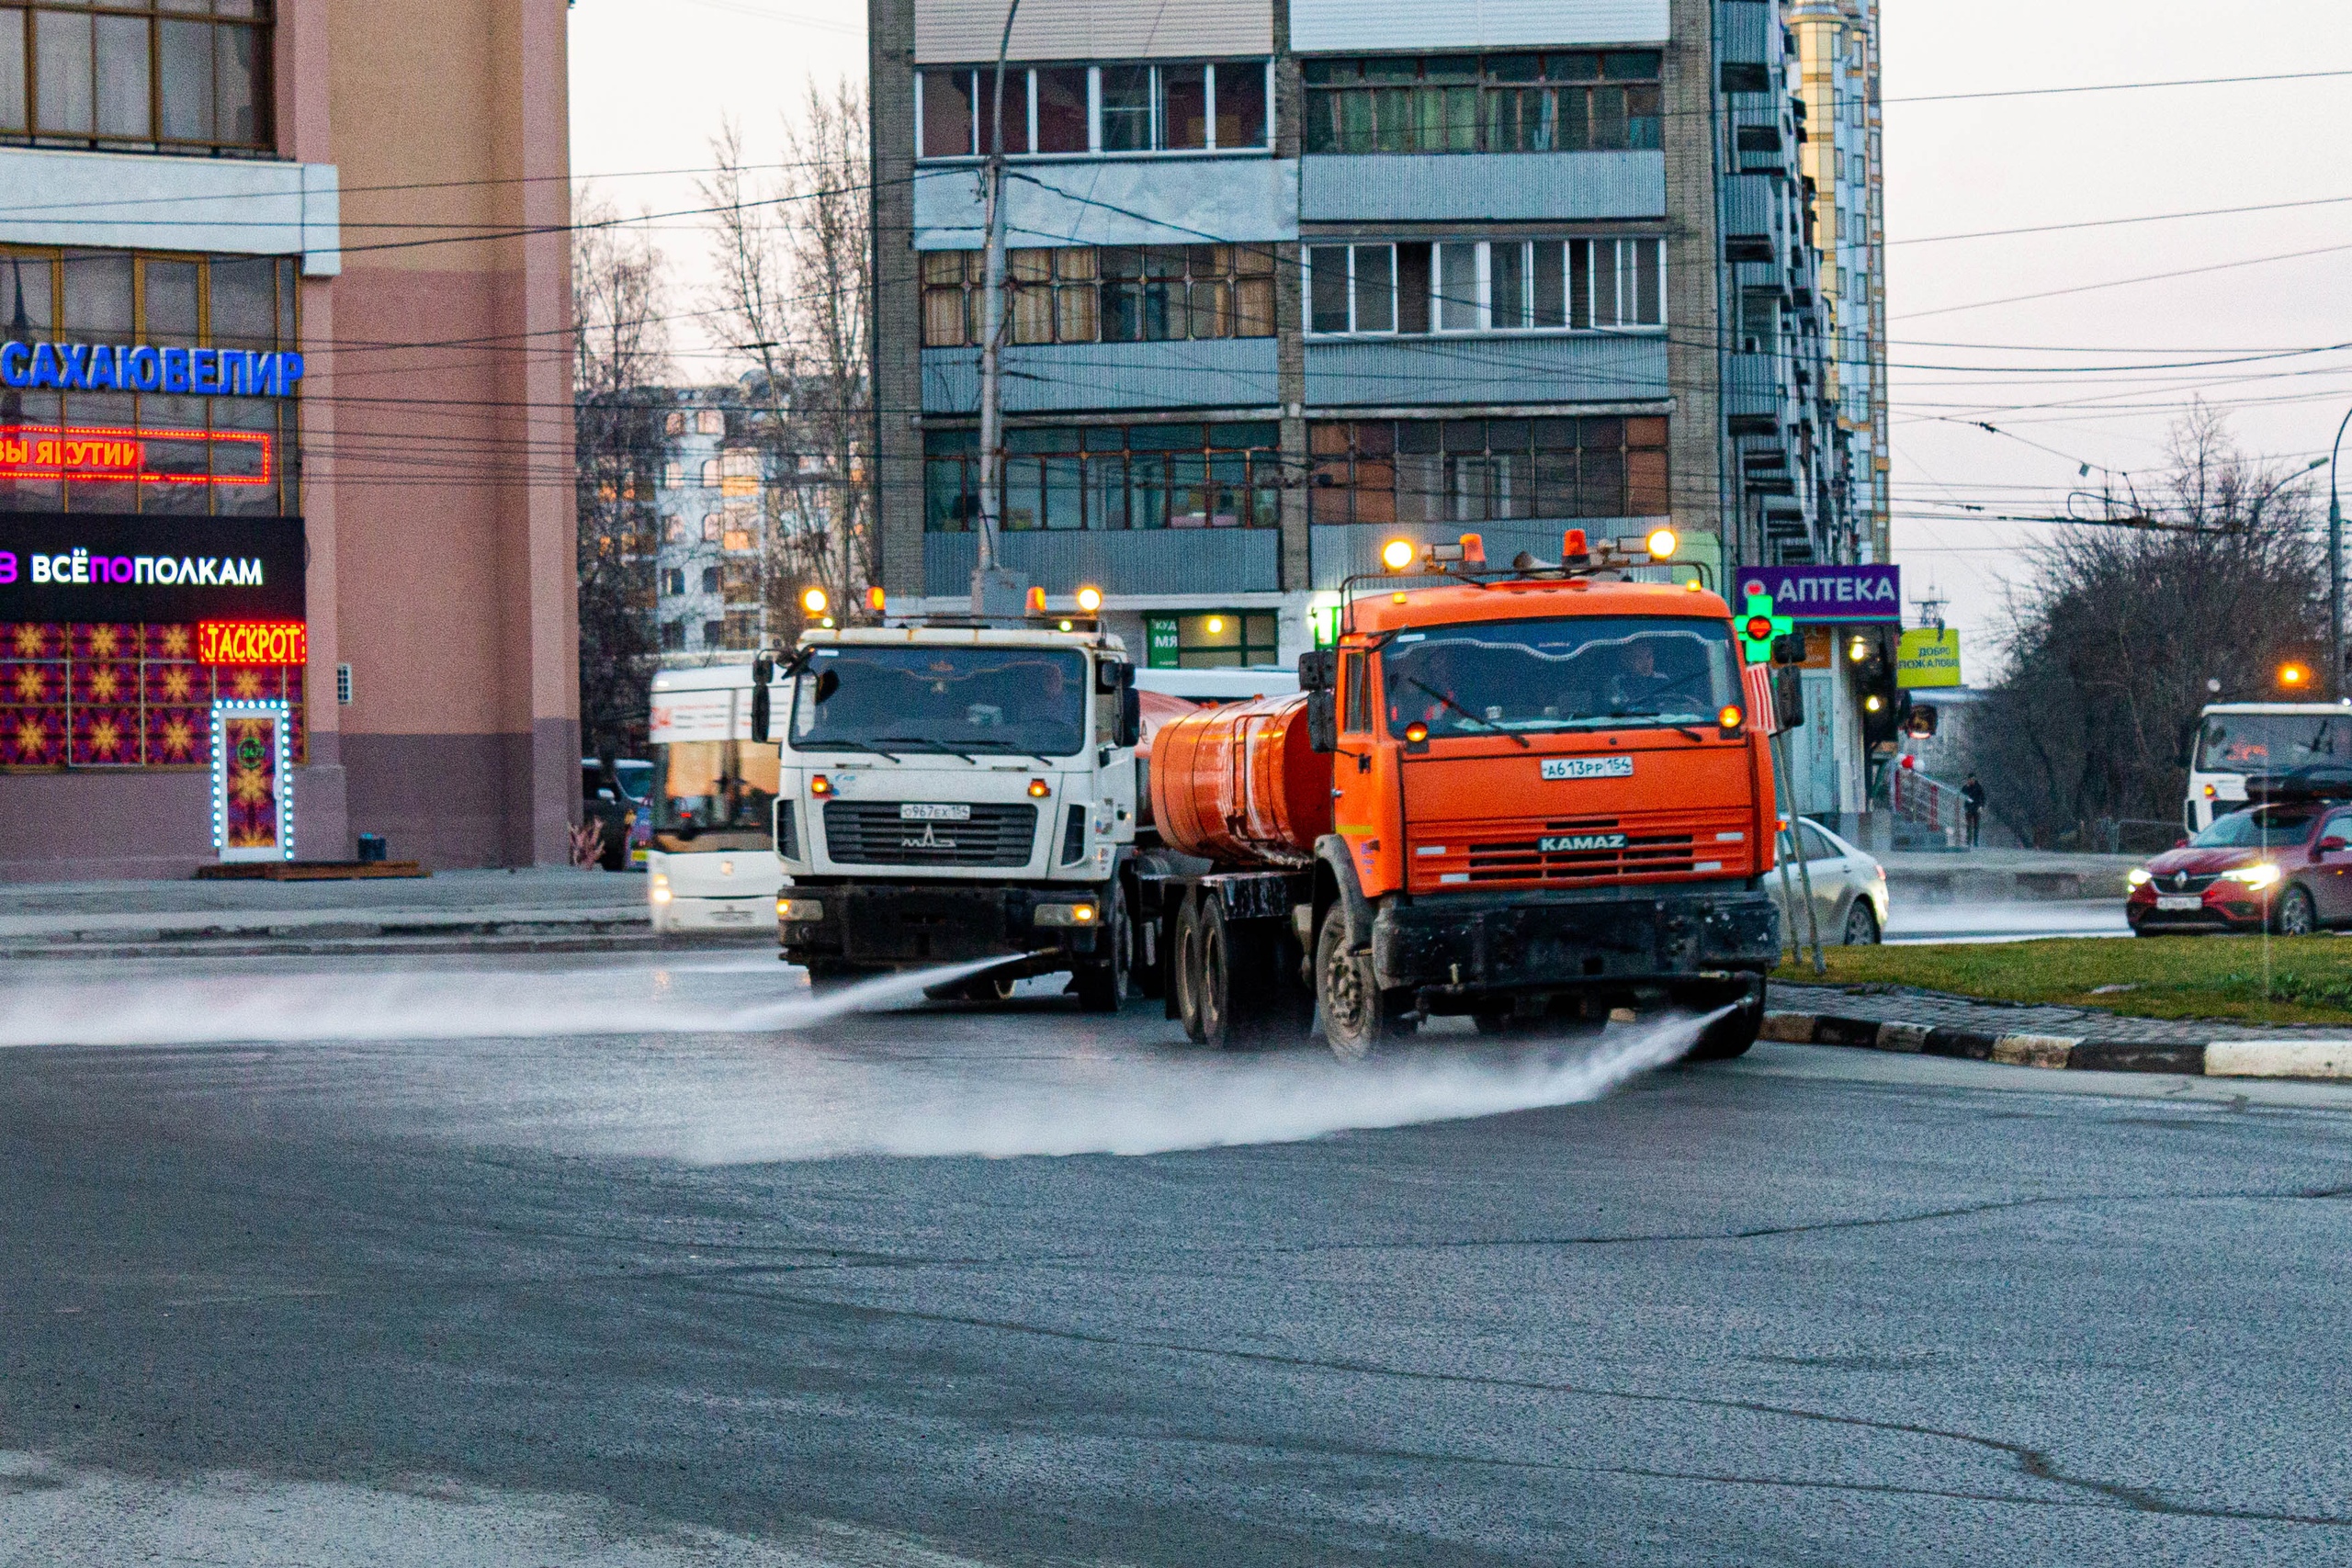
[{"xmin": 1761, "ymin": 1013, "xmax": 2352, "ymax": 1082}]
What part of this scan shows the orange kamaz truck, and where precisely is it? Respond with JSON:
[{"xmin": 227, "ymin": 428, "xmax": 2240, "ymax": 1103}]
[{"xmin": 1131, "ymin": 531, "xmax": 1785, "ymax": 1059}]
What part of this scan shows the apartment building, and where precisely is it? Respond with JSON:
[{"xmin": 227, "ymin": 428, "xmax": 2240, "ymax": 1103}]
[
  {"xmin": 654, "ymin": 389, "xmax": 772, "ymax": 658},
  {"xmin": 872, "ymin": 0, "xmax": 1850, "ymax": 676},
  {"xmin": 1789, "ymin": 0, "xmax": 1887, "ymax": 562},
  {"xmin": 0, "ymin": 0, "xmax": 576, "ymax": 877}
]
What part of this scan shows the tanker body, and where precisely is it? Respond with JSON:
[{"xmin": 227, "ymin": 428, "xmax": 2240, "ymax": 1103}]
[{"xmin": 1128, "ymin": 536, "xmax": 1784, "ymax": 1059}]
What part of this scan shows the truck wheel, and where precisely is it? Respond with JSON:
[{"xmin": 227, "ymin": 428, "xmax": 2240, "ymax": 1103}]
[
  {"xmin": 1316, "ymin": 911, "xmax": 1396, "ymax": 1062},
  {"xmin": 1173, "ymin": 899, "xmax": 1207, "ymax": 1043},
  {"xmin": 1074, "ymin": 884, "xmax": 1130, "ymax": 1014},
  {"xmin": 1197, "ymin": 900, "xmax": 1277, "ymax": 1051}
]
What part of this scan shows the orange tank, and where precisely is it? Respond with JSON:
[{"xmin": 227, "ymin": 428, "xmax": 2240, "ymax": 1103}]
[{"xmin": 1148, "ymin": 692, "xmax": 1333, "ymax": 868}]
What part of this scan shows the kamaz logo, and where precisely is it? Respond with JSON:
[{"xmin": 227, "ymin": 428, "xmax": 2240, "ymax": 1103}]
[
  {"xmin": 1541, "ymin": 833, "xmax": 1628, "ymax": 853},
  {"xmin": 900, "ymin": 823, "xmax": 958, "ymax": 850}
]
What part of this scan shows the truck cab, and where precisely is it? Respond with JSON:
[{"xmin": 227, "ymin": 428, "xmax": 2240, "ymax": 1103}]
[{"xmin": 766, "ymin": 622, "xmax": 1141, "ymax": 1007}]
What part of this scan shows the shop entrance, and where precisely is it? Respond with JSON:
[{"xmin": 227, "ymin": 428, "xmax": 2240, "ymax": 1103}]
[{"xmin": 211, "ymin": 700, "xmax": 294, "ymax": 863}]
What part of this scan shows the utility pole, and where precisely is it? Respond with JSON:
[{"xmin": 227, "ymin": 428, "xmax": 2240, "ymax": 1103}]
[
  {"xmin": 970, "ymin": 0, "xmax": 1027, "ymax": 616},
  {"xmin": 2332, "ymin": 405, "xmax": 2352, "ymax": 700}
]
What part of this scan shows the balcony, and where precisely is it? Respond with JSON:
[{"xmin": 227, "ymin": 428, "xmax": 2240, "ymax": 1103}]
[
  {"xmin": 922, "ymin": 340, "xmax": 1281, "ymax": 415},
  {"xmin": 1299, "ymin": 151, "xmax": 1664, "ymax": 224},
  {"xmin": 1304, "ymin": 333, "xmax": 1668, "ymax": 411}
]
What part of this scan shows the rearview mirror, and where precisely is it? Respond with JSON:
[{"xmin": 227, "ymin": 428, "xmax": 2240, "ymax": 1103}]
[
  {"xmin": 1297, "ymin": 649, "xmax": 1337, "ymax": 693},
  {"xmin": 749, "ymin": 654, "xmax": 775, "ymax": 743},
  {"xmin": 1117, "ymin": 666, "xmax": 1141, "ymax": 749},
  {"xmin": 2321, "ymin": 835, "xmax": 2348, "ymax": 856},
  {"xmin": 1306, "ymin": 689, "xmax": 1338, "ymax": 754},
  {"xmin": 1771, "ymin": 666, "xmax": 1805, "ymax": 732}
]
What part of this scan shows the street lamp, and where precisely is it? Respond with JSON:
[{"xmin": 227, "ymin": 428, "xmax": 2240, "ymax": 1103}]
[{"xmin": 2332, "ymin": 407, "xmax": 2352, "ymax": 699}]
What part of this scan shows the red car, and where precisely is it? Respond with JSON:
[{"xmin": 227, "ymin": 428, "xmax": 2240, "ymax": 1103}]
[{"xmin": 2127, "ymin": 801, "xmax": 2352, "ymax": 936}]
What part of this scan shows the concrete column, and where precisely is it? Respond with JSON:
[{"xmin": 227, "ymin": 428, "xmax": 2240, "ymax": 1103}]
[{"xmin": 1664, "ymin": 0, "xmax": 1725, "ymax": 565}]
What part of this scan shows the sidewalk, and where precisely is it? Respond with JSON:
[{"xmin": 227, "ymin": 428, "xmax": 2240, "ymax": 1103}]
[
  {"xmin": 1877, "ymin": 847, "xmax": 2143, "ymax": 904},
  {"xmin": 1773, "ymin": 980, "xmax": 2342, "ymax": 1043},
  {"xmin": 0, "ymin": 868, "xmax": 731, "ymax": 959}
]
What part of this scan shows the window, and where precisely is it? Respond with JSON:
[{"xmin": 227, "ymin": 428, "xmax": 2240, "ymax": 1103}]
[
  {"xmin": 0, "ymin": 243, "xmax": 299, "ymax": 516},
  {"xmin": 1305, "ymin": 238, "xmax": 1664, "ymax": 336},
  {"xmin": 660, "ymin": 621, "xmax": 686, "ymax": 652},
  {"xmin": 700, "ymin": 514, "xmax": 721, "ymax": 542},
  {"xmin": 701, "ymin": 620, "xmax": 727, "ymax": 649},
  {"xmin": 700, "ymin": 566, "xmax": 720, "ymax": 593},
  {"xmin": 698, "ymin": 458, "xmax": 720, "ymax": 487},
  {"xmin": 719, "ymin": 560, "xmax": 758, "ymax": 600},
  {"xmin": 721, "ymin": 527, "xmax": 754, "ymax": 552},
  {"xmin": 695, "ymin": 408, "xmax": 724, "ymax": 435},
  {"xmin": 916, "ymin": 61, "xmax": 1271, "ymax": 158},
  {"xmin": 924, "ymin": 422, "xmax": 1282, "ymax": 535},
  {"xmin": 1341, "ymin": 653, "xmax": 1370, "ymax": 732},
  {"xmin": 1303, "ymin": 51, "xmax": 1660, "ymax": 155},
  {"xmin": 1309, "ymin": 416, "xmax": 1669, "ymax": 524},
  {"xmin": 664, "ymin": 412, "xmax": 685, "ymax": 435},
  {"xmin": 0, "ymin": 1, "xmax": 273, "ymax": 155},
  {"xmin": 1144, "ymin": 611, "xmax": 1280, "ymax": 671},
  {"xmin": 659, "ymin": 568, "xmax": 684, "ymax": 596},
  {"xmin": 662, "ymin": 460, "xmax": 684, "ymax": 488},
  {"xmin": 922, "ymin": 243, "xmax": 1274, "ymax": 348}
]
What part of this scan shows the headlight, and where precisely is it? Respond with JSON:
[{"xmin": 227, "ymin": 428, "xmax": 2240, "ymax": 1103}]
[
  {"xmin": 2223, "ymin": 863, "xmax": 2281, "ymax": 889},
  {"xmin": 1034, "ymin": 902, "xmax": 1098, "ymax": 928},
  {"xmin": 650, "ymin": 873, "xmax": 672, "ymax": 904},
  {"xmin": 776, "ymin": 898, "xmax": 827, "ymax": 921},
  {"xmin": 2126, "ymin": 868, "xmax": 2150, "ymax": 887}
]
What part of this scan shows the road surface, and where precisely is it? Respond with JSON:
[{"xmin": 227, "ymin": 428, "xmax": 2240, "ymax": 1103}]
[{"xmin": 3, "ymin": 952, "xmax": 2347, "ymax": 1567}]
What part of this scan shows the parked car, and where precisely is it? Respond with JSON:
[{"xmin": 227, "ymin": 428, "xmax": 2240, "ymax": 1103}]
[
  {"xmin": 2127, "ymin": 800, "xmax": 2352, "ymax": 936},
  {"xmin": 580, "ymin": 757, "xmax": 655, "ymax": 872},
  {"xmin": 1770, "ymin": 818, "xmax": 1890, "ymax": 946}
]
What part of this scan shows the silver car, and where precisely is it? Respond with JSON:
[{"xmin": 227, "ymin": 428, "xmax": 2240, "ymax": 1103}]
[{"xmin": 1770, "ymin": 818, "xmax": 1890, "ymax": 946}]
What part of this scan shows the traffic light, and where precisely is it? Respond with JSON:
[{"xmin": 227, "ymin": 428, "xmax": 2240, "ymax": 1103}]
[{"xmin": 1738, "ymin": 583, "xmax": 1793, "ymax": 663}]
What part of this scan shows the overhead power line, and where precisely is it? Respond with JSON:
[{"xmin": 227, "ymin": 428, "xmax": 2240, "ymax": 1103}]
[{"xmin": 1884, "ymin": 66, "xmax": 2352, "ymax": 105}]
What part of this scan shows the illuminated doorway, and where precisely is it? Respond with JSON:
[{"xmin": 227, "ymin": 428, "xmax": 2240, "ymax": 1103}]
[{"xmin": 210, "ymin": 700, "xmax": 294, "ymax": 863}]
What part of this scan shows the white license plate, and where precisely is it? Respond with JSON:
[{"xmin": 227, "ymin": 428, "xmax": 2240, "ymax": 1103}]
[
  {"xmin": 710, "ymin": 908, "xmax": 754, "ymax": 923},
  {"xmin": 899, "ymin": 803, "xmax": 972, "ymax": 821},
  {"xmin": 2155, "ymin": 895, "xmax": 2203, "ymax": 911},
  {"xmin": 1541, "ymin": 757, "xmax": 1634, "ymax": 781}
]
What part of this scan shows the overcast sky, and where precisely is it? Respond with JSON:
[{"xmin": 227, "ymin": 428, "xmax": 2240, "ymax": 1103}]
[{"xmin": 568, "ymin": 0, "xmax": 2352, "ymax": 682}]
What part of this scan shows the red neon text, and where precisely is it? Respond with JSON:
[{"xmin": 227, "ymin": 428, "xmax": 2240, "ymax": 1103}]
[
  {"xmin": 0, "ymin": 423, "xmax": 273, "ymax": 487},
  {"xmin": 198, "ymin": 622, "xmax": 308, "ymax": 665}
]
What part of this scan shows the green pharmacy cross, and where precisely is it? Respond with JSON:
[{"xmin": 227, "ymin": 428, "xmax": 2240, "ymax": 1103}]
[{"xmin": 1738, "ymin": 583, "xmax": 1792, "ymax": 663}]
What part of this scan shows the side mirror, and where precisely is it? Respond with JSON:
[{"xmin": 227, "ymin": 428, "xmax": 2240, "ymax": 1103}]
[
  {"xmin": 1117, "ymin": 669, "xmax": 1141, "ymax": 749},
  {"xmin": 750, "ymin": 654, "xmax": 775, "ymax": 743},
  {"xmin": 2175, "ymin": 837, "xmax": 2190, "ymax": 850},
  {"xmin": 2321, "ymin": 836, "xmax": 2347, "ymax": 857},
  {"xmin": 1770, "ymin": 633, "xmax": 1805, "ymax": 666},
  {"xmin": 1306, "ymin": 688, "xmax": 1338, "ymax": 754},
  {"xmin": 1297, "ymin": 649, "xmax": 1337, "ymax": 693},
  {"xmin": 1771, "ymin": 666, "xmax": 1805, "ymax": 731},
  {"xmin": 1096, "ymin": 660, "xmax": 1125, "ymax": 695}
]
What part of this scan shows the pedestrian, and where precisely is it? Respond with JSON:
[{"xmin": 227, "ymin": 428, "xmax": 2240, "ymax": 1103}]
[{"xmin": 1962, "ymin": 772, "xmax": 1987, "ymax": 848}]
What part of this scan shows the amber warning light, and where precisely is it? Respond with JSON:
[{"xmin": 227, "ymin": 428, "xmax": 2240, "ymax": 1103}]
[{"xmin": 198, "ymin": 621, "xmax": 307, "ymax": 665}]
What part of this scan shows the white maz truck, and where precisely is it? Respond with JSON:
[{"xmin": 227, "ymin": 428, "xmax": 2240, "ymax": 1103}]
[{"xmin": 756, "ymin": 620, "xmax": 1142, "ymax": 1007}]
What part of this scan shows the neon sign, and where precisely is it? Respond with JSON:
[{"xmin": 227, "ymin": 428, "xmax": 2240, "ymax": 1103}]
[
  {"xmin": 198, "ymin": 621, "xmax": 307, "ymax": 665},
  {"xmin": 0, "ymin": 342, "xmax": 304, "ymax": 397},
  {"xmin": 0, "ymin": 423, "xmax": 273, "ymax": 486}
]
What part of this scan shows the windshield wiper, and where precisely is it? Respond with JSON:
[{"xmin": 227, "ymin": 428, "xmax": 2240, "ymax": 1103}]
[
  {"xmin": 1606, "ymin": 707, "xmax": 1709, "ymax": 742},
  {"xmin": 872, "ymin": 736, "xmax": 980, "ymax": 764},
  {"xmin": 1401, "ymin": 678, "xmax": 1530, "ymax": 748},
  {"xmin": 955, "ymin": 738, "xmax": 1059, "ymax": 767},
  {"xmin": 804, "ymin": 738, "xmax": 901, "ymax": 762}
]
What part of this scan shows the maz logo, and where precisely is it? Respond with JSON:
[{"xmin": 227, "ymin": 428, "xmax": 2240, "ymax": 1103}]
[
  {"xmin": 900, "ymin": 823, "xmax": 959, "ymax": 850},
  {"xmin": 1540, "ymin": 833, "xmax": 1628, "ymax": 853}
]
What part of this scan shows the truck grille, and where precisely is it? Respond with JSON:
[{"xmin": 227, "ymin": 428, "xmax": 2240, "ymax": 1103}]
[
  {"xmin": 821, "ymin": 802, "xmax": 1038, "ymax": 867},
  {"xmin": 1409, "ymin": 811, "xmax": 1752, "ymax": 891}
]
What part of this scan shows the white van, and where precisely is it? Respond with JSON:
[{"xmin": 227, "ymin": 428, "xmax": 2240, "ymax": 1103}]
[{"xmin": 646, "ymin": 660, "xmax": 786, "ymax": 933}]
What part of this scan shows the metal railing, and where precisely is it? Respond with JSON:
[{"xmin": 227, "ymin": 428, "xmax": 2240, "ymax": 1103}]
[{"xmin": 1891, "ymin": 762, "xmax": 1967, "ymax": 847}]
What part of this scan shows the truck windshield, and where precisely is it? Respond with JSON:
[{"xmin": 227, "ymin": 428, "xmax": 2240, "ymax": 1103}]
[
  {"xmin": 792, "ymin": 645, "xmax": 1088, "ymax": 757},
  {"xmin": 2195, "ymin": 713, "xmax": 2352, "ymax": 774},
  {"xmin": 2190, "ymin": 805, "xmax": 2324, "ymax": 847},
  {"xmin": 1382, "ymin": 615, "xmax": 1739, "ymax": 738},
  {"xmin": 652, "ymin": 739, "xmax": 780, "ymax": 852}
]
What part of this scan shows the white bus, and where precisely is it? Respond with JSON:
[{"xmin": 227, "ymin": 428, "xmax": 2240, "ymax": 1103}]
[
  {"xmin": 645, "ymin": 660, "xmax": 786, "ymax": 933},
  {"xmin": 2185, "ymin": 702, "xmax": 2352, "ymax": 833}
]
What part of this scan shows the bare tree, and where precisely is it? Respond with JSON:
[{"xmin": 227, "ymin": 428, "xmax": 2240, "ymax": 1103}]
[
  {"xmin": 573, "ymin": 189, "xmax": 673, "ymax": 760},
  {"xmin": 1971, "ymin": 405, "xmax": 2325, "ymax": 849},
  {"xmin": 701, "ymin": 81, "xmax": 874, "ymax": 644}
]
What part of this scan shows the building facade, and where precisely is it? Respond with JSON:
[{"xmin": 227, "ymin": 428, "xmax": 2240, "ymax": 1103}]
[
  {"xmin": 0, "ymin": 0, "xmax": 576, "ymax": 878},
  {"xmin": 1788, "ymin": 0, "xmax": 1887, "ymax": 562},
  {"xmin": 654, "ymin": 389, "xmax": 772, "ymax": 659},
  {"xmin": 871, "ymin": 0, "xmax": 1854, "ymax": 676}
]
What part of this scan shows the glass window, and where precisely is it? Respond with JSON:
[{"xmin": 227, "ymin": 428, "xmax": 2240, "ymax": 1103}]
[
  {"xmin": 1100, "ymin": 65, "xmax": 1151, "ymax": 152},
  {"xmin": 0, "ymin": 12, "xmax": 24, "ymax": 133},
  {"xmin": 1214, "ymin": 61, "xmax": 1266, "ymax": 148},
  {"xmin": 2189, "ymin": 806, "xmax": 2326, "ymax": 848},
  {"xmin": 920, "ymin": 69, "xmax": 974, "ymax": 157},
  {"xmin": 34, "ymin": 10, "xmax": 92, "ymax": 135},
  {"xmin": 1159, "ymin": 64, "xmax": 1207, "ymax": 150},
  {"xmin": 10, "ymin": 3, "xmax": 272, "ymax": 154},
  {"xmin": 1436, "ymin": 242, "xmax": 1481, "ymax": 332},
  {"xmin": 1035, "ymin": 65, "xmax": 1088, "ymax": 152},
  {"xmin": 651, "ymin": 739, "xmax": 781, "ymax": 852},
  {"xmin": 795, "ymin": 645, "xmax": 1090, "ymax": 758},
  {"xmin": 1145, "ymin": 611, "xmax": 1280, "ymax": 670},
  {"xmin": 1352, "ymin": 243, "xmax": 1394, "ymax": 333},
  {"xmin": 1303, "ymin": 50, "xmax": 1659, "ymax": 156}
]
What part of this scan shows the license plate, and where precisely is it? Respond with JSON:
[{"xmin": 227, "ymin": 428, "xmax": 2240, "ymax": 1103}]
[
  {"xmin": 710, "ymin": 908, "xmax": 754, "ymax": 923},
  {"xmin": 1542, "ymin": 757, "xmax": 1634, "ymax": 781},
  {"xmin": 1541, "ymin": 833, "xmax": 1628, "ymax": 852},
  {"xmin": 2155, "ymin": 895, "xmax": 2203, "ymax": 911},
  {"xmin": 899, "ymin": 803, "xmax": 972, "ymax": 821}
]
